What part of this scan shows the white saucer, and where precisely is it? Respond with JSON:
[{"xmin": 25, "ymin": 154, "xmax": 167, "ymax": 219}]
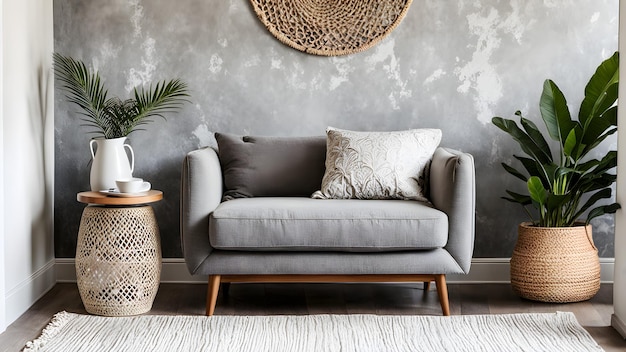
[{"xmin": 99, "ymin": 189, "xmax": 151, "ymax": 197}]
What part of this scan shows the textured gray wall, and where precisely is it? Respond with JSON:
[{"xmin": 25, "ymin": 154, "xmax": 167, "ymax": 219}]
[{"xmin": 54, "ymin": 0, "xmax": 619, "ymax": 258}]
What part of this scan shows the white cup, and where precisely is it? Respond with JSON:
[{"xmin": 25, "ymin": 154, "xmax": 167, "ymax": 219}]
[{"xmin": 116, "ymin": 178, "xmax": 151, "ymax": 194}]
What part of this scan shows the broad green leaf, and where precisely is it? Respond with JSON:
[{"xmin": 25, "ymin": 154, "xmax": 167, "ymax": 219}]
[
  {"xmin": 546, "ymin": 193, "xmax": 569, "ymax": 210},
  {"xmin": 572, "ymin": 188, "xmax": 612, "ymax": 220},
  {"xmin": 554, "ymin": 166, "xmax": 578, "ymax": 180},
  {"xmin": 563, "ymin": 128, "xmax": 577, "ymax": 158},
  {"xmin": 504, "ymin": 191, "xmax": 532, "ymax": 205},
  {"xmin": 580, "ymin": 52, "xmax": 619, "ymax": 127},
  {"xmin": 581, "ymin": 112, "xmax": 612, "ymax": 148},
  {"xmin": 576, "ymin": 159, "xmax": 600, "ymax": 173},
  {"xmin": 520, "ymin": 117, "xmax": 552, "ymax": 163},
  {"xmin": 492, "ymin": 117, "xmax": 553, "ymax": 165},
  {"xmin": 515, "ymin": 156, "xmax": 551, "ymax": 185},
  {"xmin": 592, "ymin": 151, "xmax": 618, "ymax": 174},
  {"xmin": 587, "ymin": 203, "xmax": 621, "ymax": 224},
  {"xmin": 582, "ymin": 127, "xmax": 617, "ymax": 156},
  {"xmin": 527, "ymin": 176, "xmax": 547, "ymax": 205},
  {"xmin": 543, "ymin": 163, "xmax": 558, "ymax": 186},
  {"xmin": 575, "ymin": 174, "xmax": 617, "ymax": 194},
  {"xmin": 539, "ymin": 80, "xmax": 574, "ymax": 143},
  {"xmin": 501, "ymin": 163, "xmax": 527, "ymax": 182},
  {"xmin": 603, "ymin": 105, "xmax": 618, "ymax": 126}
]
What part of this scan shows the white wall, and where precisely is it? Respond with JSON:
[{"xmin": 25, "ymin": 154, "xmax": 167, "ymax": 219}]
[
  {"xmin": 613, "ymin": 0, "xmax": 626, "ymax": 339},
  {"xmin": 1, "ymin": 0, "xmax": 55, "ymax": 330},
  {"xmin": 0, "ymin": 0, "xmax": 5, "ymax": 334}
]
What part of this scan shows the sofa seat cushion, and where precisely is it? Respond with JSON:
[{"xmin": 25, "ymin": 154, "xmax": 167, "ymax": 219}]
[{"xmin": 209, "ymin": 198, "xmax": 448, "ymax": 252}]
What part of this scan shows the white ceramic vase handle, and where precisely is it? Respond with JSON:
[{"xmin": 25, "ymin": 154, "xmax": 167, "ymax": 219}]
[
  {"xmin": 124, "ymin": 143, "xmax": 135, "ymax": 174},
  {"xmin": 89, "ymin": 139, "xmax": 97, "ymax": 160}
]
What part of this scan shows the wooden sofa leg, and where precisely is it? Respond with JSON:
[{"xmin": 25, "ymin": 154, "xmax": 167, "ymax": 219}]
[
  {"xmin": 423, "ymin": 281, "xmax": 431, "ymax": 292},
  {"xmin": 206, "ymin": 275, "xmax": 221, "ymax": 316},
  {"xmin": 434, "ymin": 274, "xmax": 450, "ymax": 316}
]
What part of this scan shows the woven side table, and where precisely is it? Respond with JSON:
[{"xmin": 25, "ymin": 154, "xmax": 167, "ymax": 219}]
[{"xmin": 76, "ymin": 191, "xmax": 163, "ymax": 316}]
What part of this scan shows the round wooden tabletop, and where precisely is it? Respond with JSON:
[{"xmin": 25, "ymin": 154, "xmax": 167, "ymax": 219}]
[{"xmin": 77, "ymin": 190, "xmax": 163, "ymax": 205}]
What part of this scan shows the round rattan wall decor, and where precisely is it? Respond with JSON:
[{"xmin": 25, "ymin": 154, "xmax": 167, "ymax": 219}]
[{"xmin": 249, "ymin": 0, "xmax": 413, "ymax": 56}]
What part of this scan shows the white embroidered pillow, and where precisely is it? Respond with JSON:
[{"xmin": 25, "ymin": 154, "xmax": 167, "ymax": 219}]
[{"xmin": 312, "ymin": 127, "xmax": 442, "ymax": 201}]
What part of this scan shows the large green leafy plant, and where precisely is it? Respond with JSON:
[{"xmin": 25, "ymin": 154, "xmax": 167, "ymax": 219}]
[
  {"xmin": 492, "ymin": 52, "xmax": 619, "ymax": 227},
  {"xmin": 53, "ymin": 53, "xmax": 189, "ymax": 139}
]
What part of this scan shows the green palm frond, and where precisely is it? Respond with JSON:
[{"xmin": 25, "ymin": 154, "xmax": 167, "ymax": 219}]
[
  {"xmin": 130, "ymin": 79, "xmax": 190, "ymax": 134},
  {"xmin": 53, "ymin": 53, "xmax": 190, "ymax": 139},
  {"xmin": 53, "ymin": 53, "xmax": 110, "ymax": 134}
]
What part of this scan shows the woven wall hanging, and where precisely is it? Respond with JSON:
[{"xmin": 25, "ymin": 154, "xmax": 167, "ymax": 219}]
[{"xmin": 249, "ymin": 0, "xmax": 413, "ymax": 56}]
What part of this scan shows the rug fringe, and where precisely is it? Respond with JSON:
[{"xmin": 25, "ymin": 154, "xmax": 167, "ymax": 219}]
[{"xmin": 22, "ymin": 311, "xmax": 74, "ymax": 352}]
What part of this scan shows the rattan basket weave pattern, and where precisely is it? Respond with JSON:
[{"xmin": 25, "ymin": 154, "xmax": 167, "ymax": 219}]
[
  {"xmin": 76, "ymin": 206, "xmax": 162, "ymax": 316},
  {"xmin": 510, "ymin": 222, "xmax": 600, "ymax": 303},
  {"xmin": 250, "ymin": 0, "xmax": 413, "ymax": 56}
]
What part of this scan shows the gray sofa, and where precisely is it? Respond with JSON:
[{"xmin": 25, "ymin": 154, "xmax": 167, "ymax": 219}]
[{"xmin": 181, "ymin": 134, "xmax": 475, "ymax": 316}]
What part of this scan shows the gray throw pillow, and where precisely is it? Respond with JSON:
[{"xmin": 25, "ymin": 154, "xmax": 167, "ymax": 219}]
[{"xmin": 215, "ymin": 133, "xmax": 327, "ymax": 200}]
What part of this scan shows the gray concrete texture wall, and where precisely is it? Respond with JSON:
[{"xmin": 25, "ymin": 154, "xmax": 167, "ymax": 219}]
[{"xmin": 54, "ymin": 0, "xmax": 619, "ymax": 258}]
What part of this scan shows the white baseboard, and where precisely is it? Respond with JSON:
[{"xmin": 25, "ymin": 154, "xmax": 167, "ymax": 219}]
[
  {"xmin": 6, "ymin": 260, "xmax": 56, "ymax": 324},
  {"xmin": 448, "ymin": 258, "xmax": 614, "ymax": 283},
  {"xmin": 611, "ymin": 314, "xmax": 626, "ymax": 339},
  {"xmin": 56, "ymin": 258, "xmax": 205, "ymax": 283},
  {"xmin": 55, "ymin": 257, "xmax": 616, "ymax": 284}
]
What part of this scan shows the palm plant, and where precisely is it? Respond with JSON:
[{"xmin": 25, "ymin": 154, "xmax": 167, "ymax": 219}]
[
  {"xmin": 53, "ymin": 53, "xmax": 189, "ymax": 139},
  {"xmin": 492, "ymin": 52, "xmax": 620, "ymax": 227}
]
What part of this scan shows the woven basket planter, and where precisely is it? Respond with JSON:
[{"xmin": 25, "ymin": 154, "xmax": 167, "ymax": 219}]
[{"xmin": 510, "ymin": 222, "xmax": 600, "ymax": 303}]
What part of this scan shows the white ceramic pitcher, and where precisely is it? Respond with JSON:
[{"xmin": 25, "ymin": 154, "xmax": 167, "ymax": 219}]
[{"xmin": 89, "ymin": 137, "xmax": 135, "ymax": 191}]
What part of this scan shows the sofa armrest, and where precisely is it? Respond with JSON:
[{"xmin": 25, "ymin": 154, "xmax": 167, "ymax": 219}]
[
  {"xmin": 181, "ymin": 147, "xmax": 223, "ymax": 274},
  {"xmin": 429, "ymin": 147, "xmax": 476, "ymax": 274}
]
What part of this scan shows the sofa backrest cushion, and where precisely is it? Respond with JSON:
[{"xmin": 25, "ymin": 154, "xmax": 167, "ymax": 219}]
[{"xmin": 215, "ymin": 133, "xmax": 326, "ymax": 200}]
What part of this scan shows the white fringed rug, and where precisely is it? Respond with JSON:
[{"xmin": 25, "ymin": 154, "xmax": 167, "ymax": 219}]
[{"xmin": 23, "ymin": 311, "xmax": 602, "ymax": 352}]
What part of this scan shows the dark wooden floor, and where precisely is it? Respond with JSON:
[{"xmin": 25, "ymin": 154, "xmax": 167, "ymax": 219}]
[{"xmin": 1, "ymin": 283, "xmax": 624, "ymax": 351}]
